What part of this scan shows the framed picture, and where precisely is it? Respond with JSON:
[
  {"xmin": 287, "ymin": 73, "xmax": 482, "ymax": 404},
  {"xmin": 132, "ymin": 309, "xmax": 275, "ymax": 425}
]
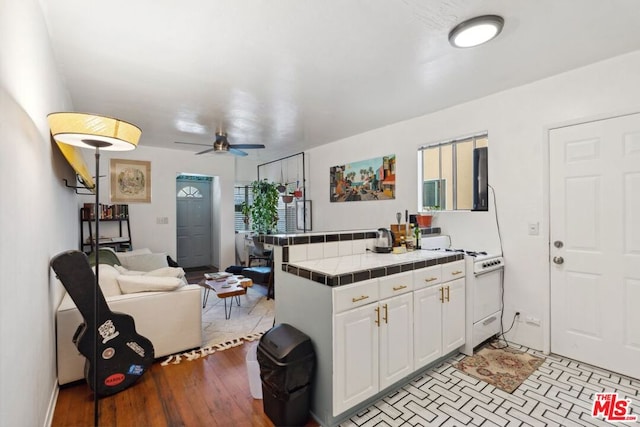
[
  {"xmin": 329, "ymin": 154, "xmax": 395, "ymax": 202},
  {"xmin": 110, "ymin": 159, "xmax": 151, "ymax": 203},
  {"xmin": 296, "ymin": 200, "xmax": 312, "ymax": 231}
]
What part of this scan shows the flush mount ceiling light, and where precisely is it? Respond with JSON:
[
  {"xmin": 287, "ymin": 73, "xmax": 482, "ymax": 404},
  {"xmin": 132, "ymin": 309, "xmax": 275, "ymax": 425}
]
[{"xmin": 448, "ymin": 15, "xmax": 504, "ymax": 48}]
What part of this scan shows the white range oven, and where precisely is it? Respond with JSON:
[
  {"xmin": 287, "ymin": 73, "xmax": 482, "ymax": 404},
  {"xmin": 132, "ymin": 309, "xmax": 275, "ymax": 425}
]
[{"xmin": 461, "ymin": 251, "xmax": 504, "ymax": 356}]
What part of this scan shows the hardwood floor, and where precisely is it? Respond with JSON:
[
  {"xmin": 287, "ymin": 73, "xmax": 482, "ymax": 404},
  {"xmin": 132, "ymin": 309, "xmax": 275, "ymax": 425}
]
[{"xmin": 53, "ymin": 343, "xmax": 319, "ymax": 426}]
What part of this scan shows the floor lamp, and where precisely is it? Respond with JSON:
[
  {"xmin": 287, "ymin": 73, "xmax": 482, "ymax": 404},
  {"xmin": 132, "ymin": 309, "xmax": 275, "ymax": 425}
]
[{"xmin": 48, "ymin": 112, "xmax": 141, "ymax": 425}]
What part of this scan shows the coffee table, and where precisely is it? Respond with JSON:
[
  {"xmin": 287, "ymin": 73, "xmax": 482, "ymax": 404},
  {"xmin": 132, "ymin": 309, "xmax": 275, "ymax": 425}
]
[{"xmin": 199, "ymin": 276, "xmax": 253, "ymax": 319}]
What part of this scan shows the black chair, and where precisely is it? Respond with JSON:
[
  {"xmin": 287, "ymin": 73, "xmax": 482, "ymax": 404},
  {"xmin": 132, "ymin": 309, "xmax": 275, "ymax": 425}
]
[{"xmin": 248, "ymin": 235, "xmax": 272, "ymax": 267}]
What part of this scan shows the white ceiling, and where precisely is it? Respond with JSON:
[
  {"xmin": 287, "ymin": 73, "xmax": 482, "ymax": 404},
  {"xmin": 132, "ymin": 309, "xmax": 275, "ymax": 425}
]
[{"xmin": 41, "ymin": 0, "xmax": 640, "ymax": 161}]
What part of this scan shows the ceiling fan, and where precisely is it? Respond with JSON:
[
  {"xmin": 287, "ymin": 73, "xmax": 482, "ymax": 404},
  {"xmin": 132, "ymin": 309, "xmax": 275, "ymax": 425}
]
[{"xmin": 175, "ymin": 131, "xmax": 265, "ymax": 157}]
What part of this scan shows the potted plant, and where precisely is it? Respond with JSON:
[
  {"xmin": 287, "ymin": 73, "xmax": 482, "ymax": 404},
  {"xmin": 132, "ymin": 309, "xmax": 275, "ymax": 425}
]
[
  {"xmin": 240, "ymin": 201, "xmax": 251, "ymax": 225},
  {"xmin": 417, "ymin": 205, "xmax": 440, "ymax": 228},
  {"xmin": 249, "ymin": 179, "xmax": 279, "ymax": 234}
]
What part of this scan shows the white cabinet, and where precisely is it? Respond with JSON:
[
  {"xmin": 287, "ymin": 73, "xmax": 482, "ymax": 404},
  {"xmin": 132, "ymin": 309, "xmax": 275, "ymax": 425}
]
[
  {"xmin": 442, "ymin": 278, "xmax": 466, "ymax": 354},
  {"xmin": 333, "ymin": 264, "xmax": 464, "ymax": 417},
  {"xmin": 333, "ymin": 272, "xmax": 413, "ymax": 415},
  {"xmin": 379, "ymin": 292, "xmax": 413, "ymax": 389},
  {"xmin": 334, "ymin": 302, "xmax": 379, "ymax": 416},
  {"xmin": 414, "ymin": 284, "xmax": 443, "ymax": 368},
  {"xmin": 413, "ymin": 262, "xmax": 465, "ymax": 370}
]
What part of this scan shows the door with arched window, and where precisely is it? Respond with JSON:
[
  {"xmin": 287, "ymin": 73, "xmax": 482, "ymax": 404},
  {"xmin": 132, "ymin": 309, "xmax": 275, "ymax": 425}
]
[{"xmin": 176, "ymin": 176, "xmax": 212, "ymax": 268}]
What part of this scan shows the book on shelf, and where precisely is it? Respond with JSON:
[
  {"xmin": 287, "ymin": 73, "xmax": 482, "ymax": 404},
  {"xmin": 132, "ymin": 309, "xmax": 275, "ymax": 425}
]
[{"xmin": 81, "ymin": 204, "xmax": 129, "ymax": 220}]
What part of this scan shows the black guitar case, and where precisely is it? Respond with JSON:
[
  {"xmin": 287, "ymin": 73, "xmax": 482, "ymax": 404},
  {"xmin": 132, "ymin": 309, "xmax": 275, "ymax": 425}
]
[{"xmin": 51, "ymin": 250, "xmax": 154, "ymax": 397}]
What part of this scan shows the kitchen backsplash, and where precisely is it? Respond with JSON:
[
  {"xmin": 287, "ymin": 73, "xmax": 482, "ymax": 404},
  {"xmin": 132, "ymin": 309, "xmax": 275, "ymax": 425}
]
[{"xmin": 258, "ymin": 227, "xmax": 441, "ymax": 264}]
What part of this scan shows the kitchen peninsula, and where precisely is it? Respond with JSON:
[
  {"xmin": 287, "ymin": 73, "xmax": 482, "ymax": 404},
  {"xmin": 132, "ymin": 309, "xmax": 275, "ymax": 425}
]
[{"xmin": 263, "ymin": 230, "xmax": 466, "ymax": 426}]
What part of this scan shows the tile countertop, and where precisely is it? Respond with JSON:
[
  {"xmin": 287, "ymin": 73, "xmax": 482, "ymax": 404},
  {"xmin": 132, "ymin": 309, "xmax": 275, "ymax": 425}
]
[{"xmin": 289, "ymin": 249, "xmax": 458, "ymax": 277}]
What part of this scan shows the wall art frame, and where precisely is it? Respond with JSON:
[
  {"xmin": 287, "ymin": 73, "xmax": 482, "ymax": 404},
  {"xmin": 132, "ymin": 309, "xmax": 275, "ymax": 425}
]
[
  {"xmin": 110, "ymin": 158, "xmax": 151, "ymax": 203},
  {"xmin": 329, "ymin": 154, "xmax": 396, "ymax": 202},
  {"xmin": 296, "ymin": 200, "xmax": 312, "ymax": 231}
]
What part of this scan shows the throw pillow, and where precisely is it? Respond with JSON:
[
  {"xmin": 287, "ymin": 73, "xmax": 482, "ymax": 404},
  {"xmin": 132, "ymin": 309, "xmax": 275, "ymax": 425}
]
[
  {"xmin": 116, "ymin": 275, "xmax": 184, "ymax": 294},
  {"xmin": 92, "ymin": 264, "xmax": 123, "ymax": 297},
  {"xmin": 114, "ymin": 265, "xmax": 185, "ymax": 279},
  {"xmin": 118, "ymin": 253, "xmax": 168, "ymax": 272}
]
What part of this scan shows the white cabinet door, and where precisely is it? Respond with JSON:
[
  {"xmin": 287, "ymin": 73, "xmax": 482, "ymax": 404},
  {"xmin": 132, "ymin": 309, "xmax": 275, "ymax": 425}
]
[
  {"xmin": 442, "ymin": 278, "xmax": 466, "ymax": 354},
  {"xmin": 334, "ymin": 302, "xmax": 379, "ymax": 416},
  {"xmin": 379, "ymin": 293, "xmax": 413, "ymax": 390},
  {"xmin": 413, "ymin": 285, "xmax": 443, "ymax": 369}
]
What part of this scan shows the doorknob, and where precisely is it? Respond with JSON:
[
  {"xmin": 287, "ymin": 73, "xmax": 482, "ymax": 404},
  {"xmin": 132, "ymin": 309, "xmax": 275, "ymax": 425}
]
[
  {"xmin": 553, "ymin": 256, "xmax": 564, "ymax": 265},
  {"xmin": 554, "ymin": 240, "xmax": 564, "ymax": 248}
]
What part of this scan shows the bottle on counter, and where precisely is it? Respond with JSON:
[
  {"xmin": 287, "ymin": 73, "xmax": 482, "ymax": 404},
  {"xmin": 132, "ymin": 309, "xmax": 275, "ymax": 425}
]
[{"xmin": 414, "ymin": 224, "xmax": 421, "ymax": 250}]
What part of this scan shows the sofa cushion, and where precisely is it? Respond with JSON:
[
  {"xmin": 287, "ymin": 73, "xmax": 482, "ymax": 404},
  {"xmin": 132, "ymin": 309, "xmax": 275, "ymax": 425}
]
[
  {"xmin": 94, "ymin": 264, "xmax": 123, "ymax": 297},
  {"xmin": 117, "ymin": 275, "xmax": 184, "ymax": 294},
  {"xmin": 117, "ymin": 252, "xmax": 168, "ymax": 271}
]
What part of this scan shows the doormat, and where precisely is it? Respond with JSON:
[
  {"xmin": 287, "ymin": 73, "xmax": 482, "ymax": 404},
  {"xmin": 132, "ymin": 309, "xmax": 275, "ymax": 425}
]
[{"xmin": 454, "ymin": 342, "xmax": 545, "ymax": 393}]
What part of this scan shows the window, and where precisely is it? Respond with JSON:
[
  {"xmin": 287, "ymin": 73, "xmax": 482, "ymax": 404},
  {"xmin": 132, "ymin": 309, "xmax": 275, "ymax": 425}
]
[
  {"xmin": 234, "ymin": 186, "xmax": 252, "ymax": 232},
  {"xmin": 234, "ymin": 186, "xmax": 297, "ymax": 233},
  {"xmin": 177, "ymin": 185, "xmax": 203, "ymax": 198},
  {"xmin": 419, "ymin": 133, "xmax": 488, "ymax": 211}
]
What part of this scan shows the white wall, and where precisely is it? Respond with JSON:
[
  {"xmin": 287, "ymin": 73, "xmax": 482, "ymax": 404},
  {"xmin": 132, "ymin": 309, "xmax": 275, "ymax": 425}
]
[
  {"xmin": 0, "ymin": 0, "xmax": 76, "ymax": 425},
  {"xmin": 78, "ymin": 145, "xmax": 237, "ymax": 270},
  {"xmin": 306, "ymin": 51, "xmax": 640, "ymax": 350}
]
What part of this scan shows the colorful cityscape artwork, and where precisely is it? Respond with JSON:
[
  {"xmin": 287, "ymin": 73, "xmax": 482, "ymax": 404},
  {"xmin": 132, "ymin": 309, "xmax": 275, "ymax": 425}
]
[{"xmin": 329, "ymin": 154, "xmax": 395, "ymax": 202}]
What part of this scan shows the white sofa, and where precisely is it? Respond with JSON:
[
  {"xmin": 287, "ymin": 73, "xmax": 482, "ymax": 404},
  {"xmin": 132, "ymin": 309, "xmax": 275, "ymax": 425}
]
[{"xmin": 56, "ymin": 249, "xmax": 202, "ymax": 385}]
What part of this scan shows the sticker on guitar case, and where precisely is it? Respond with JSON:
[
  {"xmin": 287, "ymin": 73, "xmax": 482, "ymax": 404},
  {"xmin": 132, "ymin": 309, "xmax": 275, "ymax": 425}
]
[
  {"xmin": 105, "ymin": 373, "xmax": 125, "ymax": 386},
  {"xmin": 102, "ymin": 347, "xmax": 115, "ymax": 359},
  {"xmin": 98, "ymin": 319, "xmax": 120, "ymax": 344},
  {"xmin": 126, "ymin": 341, "xmax": 146, "ymax": 358},
  {"xmin": 128, "ymin": 365, "xmax": 145, "ymax": 376}
]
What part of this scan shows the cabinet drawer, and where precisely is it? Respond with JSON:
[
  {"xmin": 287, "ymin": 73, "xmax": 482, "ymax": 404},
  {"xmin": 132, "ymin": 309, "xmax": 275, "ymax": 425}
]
[
  {"xmin": 333, "ymin": 279, "xmax": 379, "ymax": 313},
  {"xmin": 441, "ymin": 260, "xmax": 465, "ymax": 281},
  {"xmin": 413, "ymin": 265, "xmax": 442, "ymax": 290},
  {"xmin": 378, "ymin": 271, "xmax": 413, "ymax": 299}
]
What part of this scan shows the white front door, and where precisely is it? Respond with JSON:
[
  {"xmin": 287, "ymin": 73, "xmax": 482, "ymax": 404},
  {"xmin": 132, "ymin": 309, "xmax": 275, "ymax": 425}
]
[{"xmin": 550, "ymin": 113, "xmax": 640, "ymax": 379}]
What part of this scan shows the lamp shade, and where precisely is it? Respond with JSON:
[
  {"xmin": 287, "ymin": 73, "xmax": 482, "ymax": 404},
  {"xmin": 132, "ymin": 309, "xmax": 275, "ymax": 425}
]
[{"xmin": 48, "ymin": 112, "xmax": 141, "ymax": 151}]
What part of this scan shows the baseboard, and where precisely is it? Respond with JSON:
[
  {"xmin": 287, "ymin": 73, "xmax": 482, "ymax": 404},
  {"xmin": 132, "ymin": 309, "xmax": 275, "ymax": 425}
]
[{"xmin": 44, "ymin": 381, "xmax": 59, "ymax": 427}]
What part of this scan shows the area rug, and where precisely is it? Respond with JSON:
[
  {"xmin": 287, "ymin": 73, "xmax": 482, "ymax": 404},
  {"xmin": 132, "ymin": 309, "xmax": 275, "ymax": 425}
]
[
  {"xmin": 453, "ymin": 342, "xmax": 545, "ymax": 393},
  {"xmin": 161, "ymin": 286, "xmax": 274, "ymax": 366}
]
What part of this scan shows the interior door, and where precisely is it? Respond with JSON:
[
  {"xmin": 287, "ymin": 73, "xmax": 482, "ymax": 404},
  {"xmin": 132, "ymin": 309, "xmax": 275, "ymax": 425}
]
[
  {"xmin": 176, "ymin": 178, "xmax": 212, "ymax": 268},
  {"xmin": 550, "ymin": 113, "xmax": 640, "ymax": 379}
]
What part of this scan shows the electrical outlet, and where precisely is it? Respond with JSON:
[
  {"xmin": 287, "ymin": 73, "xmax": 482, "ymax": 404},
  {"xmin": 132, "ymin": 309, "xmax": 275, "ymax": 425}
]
[
  {"xmin": 156, "ymin": 217, "xmax": 169, "ymax": 225},
  {"xmin": 528, "ymin": 222, "xmax": 539, "ymax": 235}
]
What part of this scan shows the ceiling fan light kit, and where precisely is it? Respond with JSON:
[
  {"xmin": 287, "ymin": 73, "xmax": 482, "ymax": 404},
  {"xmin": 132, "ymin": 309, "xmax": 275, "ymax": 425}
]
[
  {"xmin": 175, "ymin": 131, "xmax": 265, "ymax": 157},
  {"xmin": 448, "ymin": 15, "xmax": 504, "ymax": 48}
]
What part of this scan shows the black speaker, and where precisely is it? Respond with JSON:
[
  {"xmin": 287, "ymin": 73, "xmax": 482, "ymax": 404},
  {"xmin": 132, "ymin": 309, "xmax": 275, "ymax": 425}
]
[{"xmin": 472, "ymin": 147, "xmax": 488, "ymax": 211}]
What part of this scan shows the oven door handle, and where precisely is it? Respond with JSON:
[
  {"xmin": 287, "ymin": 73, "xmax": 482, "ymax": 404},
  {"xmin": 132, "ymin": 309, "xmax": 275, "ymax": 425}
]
[{"xmin": 474, "ymin": 267, "xmax": 503, "ymax": 277}]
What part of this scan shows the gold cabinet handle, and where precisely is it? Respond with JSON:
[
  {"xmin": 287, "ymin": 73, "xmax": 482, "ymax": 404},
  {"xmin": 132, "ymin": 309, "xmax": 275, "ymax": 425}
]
[
  {"xmin": 424, "ymin": 277, "xmax": 438, "ymax": 282},
  {"xmin": 439, "ymin": 287, "xmax": 444, "ymax": 303},
  {"xmin": 375, "ymin": 306, "xmax": 380, "ymax": 326},
  {"xmin": 383, "ymin": 303, "xmax": 388, "ymax": 324},
  {"xmin": 445, "ymin": 286, "xmax": 450, "ymax": 302},
  {"xmin": 352, "ymin": 295, "xmax": 369, "ymax": 303},
  {"xmin": 392, "ymin": 285, "xmax": 407, "ymax": 291},
  {"xmin": 451, "ymin": 270, "xmax": 463, "ymax": 276}
]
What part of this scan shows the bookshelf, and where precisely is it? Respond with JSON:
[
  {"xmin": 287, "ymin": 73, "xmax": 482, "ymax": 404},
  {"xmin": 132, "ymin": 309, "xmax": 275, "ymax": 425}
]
[{"xmin": 80, "ymin": 204, "xmax": 132, "ymax": 253}]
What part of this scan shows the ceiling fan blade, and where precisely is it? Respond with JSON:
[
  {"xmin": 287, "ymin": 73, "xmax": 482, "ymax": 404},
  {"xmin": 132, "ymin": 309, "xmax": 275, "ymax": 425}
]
[
  {"xmin": 196, "ymin": 147, "xmax": 216, "ymax": 155},
  {"xmin": 229, "ymin": 143, "xmax": 265, "ymax": 149},
  {"xmin": 229, "ymin": 148, "xmax": 249, "ymax": 157},
  {"xmin": 174, "ymin": 141, "xmax": 212, "ymax": 147}
]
